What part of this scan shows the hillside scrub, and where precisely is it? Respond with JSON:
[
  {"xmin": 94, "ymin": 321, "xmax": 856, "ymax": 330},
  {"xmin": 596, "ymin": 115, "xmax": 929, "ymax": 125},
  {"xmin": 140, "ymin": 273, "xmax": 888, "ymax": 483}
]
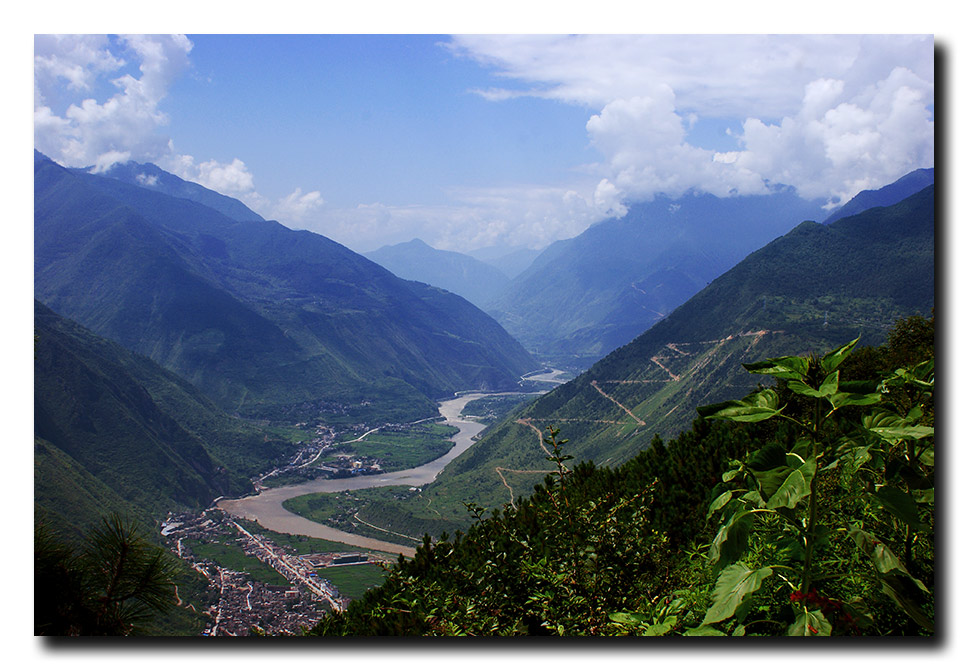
[{"xmin": 307, "ymin": 316, "xmax": 934, "ymax": 636}]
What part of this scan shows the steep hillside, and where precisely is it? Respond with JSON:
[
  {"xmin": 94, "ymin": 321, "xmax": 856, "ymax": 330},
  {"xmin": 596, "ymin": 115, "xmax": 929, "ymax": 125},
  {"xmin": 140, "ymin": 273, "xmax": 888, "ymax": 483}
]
[
  {"xmin": 487, "ymin": 189, "xmax": 826, "ymax": 365},
  {"xmin": 34, "ymin": 301, "xmax": 284, "ymax": 538},
  {"xmin": 417, "ymin": 185, "xmax": 934, "ymax": 515},
  {"xmin": 823, "ymin": 168, "xmax": 934, "ymax": 224},
  {"xmin": 365, "ymin": 238, "xmax": 510, "ymax": 308},
  {"xmin": 34, "ymin": 155, "xmax": 536, "ymax": 424}
]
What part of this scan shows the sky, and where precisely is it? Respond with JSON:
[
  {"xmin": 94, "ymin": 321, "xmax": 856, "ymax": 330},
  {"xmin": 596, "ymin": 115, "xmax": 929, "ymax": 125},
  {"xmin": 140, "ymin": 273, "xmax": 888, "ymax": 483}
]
[{"xmin": 33, "ymin": 32, "xmax": 935, "ymax": 254}]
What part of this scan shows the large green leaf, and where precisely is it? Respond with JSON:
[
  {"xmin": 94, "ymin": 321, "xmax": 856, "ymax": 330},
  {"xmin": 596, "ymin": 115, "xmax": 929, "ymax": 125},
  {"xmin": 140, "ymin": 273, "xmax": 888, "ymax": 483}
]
[
  {"xmin": 787, "ymin": 608, "xmax": 832, "ymax": 636},
  {"xmin": 708, "ymin": 510, "xmax": 754, "ymax": 568},
  {"xmin": 743, "ymin": 356, "xmax": 809, "ymax": 380},
  {"xmin": 851, "ymin": 527, "xmax": 934, "ymax": 632},
  {"xmin": 766, "ymin": 456, "xmax": 817, "ymax": 510},
  {"xmin": 873, "ymin": 485, "xmax": 926, "ymax": 530},
  {"xmin": 707, "ymin": 491, "xmax": 734, "ymax": 520},
  {"xmin": 829, "ymin": 391, "xmax": 882, "ymax": 409},
  {"xmin": 751, "ymin": 466, "xmax": 792, "ymax": 500},
  {"xmin": 820, "ymin": 337, "xmax": 860, "ymax": 374},
  {"xmin": 698, "ymin": 388, "xmax": 782, "ymax": 423},
  {"xmin": 786, "ymin": 370, "xmax": 839, "ymax": 399},
  {"xmin": 702, "ymin": 562, "xmax": 773, "ymax": 625},
  {"xmin": 683, "ymin": 625, "xmax": 727, "ymax": 636},
  {"xmin": 863, "ymin": 411, "xmax": 934, "ymax": 441}
]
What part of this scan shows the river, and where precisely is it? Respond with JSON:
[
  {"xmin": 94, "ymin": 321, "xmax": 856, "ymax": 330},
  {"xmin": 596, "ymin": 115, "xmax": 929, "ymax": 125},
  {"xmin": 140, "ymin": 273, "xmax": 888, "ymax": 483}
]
[{"xmin": 217, "ymin": 393, "xmax": 497, "ymax": 557}]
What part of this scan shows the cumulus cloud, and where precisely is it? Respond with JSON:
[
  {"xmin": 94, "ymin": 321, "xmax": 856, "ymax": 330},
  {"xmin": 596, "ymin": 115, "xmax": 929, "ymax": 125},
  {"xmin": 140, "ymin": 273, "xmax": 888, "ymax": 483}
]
[
  {"xmin": 734, "ymin": 66, "xmax": 934, "ymax": 206},
  {"xmin": 270, "ymin": 188, "xmax": 325, "ymax": 223},
  {"xmin": 34, "ymin": 34, "xmax": 193, "ymax": 171},
  {"xmin": 448, "ymin": 35, "xmax": 934, "ymax": 208}
]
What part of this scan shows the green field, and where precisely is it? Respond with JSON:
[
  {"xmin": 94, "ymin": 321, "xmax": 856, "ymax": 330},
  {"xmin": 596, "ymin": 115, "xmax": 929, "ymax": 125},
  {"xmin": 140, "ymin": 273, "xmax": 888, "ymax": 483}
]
[
  {"xmin": 322, "ymin": 421, "xmax": 459, "ymax": 472},
  {"xmin": 318, "ymin": 564, "xmax": 389, "ymax": 600},
  {"xmin": 184, "ymin": 538, "xmax": 290, "ymax": 587}
]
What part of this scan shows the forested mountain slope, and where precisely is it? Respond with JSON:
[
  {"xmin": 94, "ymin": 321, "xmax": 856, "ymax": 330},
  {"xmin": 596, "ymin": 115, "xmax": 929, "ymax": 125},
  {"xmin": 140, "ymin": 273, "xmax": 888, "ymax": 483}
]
[
  {"xmin": 34, "ymin": 154, "xmax": 536, "ymax": 425},
  {"xmin": 416, "ymin": 185, "xmax": 934, "ymax": 517},
  {"xmin": 310, "ymin": 316, "xmax": 934, "ymax": 636},
  {"xmin": 34, "ymin": 301, "xmax": 286, "ymax": 539}
]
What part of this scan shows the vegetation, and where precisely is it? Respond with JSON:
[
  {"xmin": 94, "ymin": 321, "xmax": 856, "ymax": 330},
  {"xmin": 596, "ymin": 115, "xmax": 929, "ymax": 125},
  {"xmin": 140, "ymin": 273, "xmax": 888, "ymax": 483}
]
[
  {"xmin": 325, "ymin": 421, "xmax": 459, "ymax": 472},
  {"xmin": 285, "ymin": 486, "xmax": 463, "ymax": 546},
  {"xmin": 35, "ymin": 514, "xmax": 179, "ymax": 635},
  {"xmin": 460, "ymin": 393, "xmax": 541, "ymax": 424},
  {"xmin": 183, "ymin": 539, "xmax": 291, "ymax": 587},
  {"xmin": 34, "ymin": 300, "xmax": 288, "ymax": 538},
  {"xmin": 308, "ymin": 316, "xmax": 934, "ymax": 636},
  {"xmin": 318, "ymin": 564, "xmax": 389, "ymax": 601}
]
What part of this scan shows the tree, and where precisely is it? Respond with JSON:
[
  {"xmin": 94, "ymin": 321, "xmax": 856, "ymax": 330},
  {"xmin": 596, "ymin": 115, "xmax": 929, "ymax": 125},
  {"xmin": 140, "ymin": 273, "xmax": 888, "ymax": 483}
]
[{"xmin": 35, "ymin": 514, "xmax": 178, "ymax": 635}]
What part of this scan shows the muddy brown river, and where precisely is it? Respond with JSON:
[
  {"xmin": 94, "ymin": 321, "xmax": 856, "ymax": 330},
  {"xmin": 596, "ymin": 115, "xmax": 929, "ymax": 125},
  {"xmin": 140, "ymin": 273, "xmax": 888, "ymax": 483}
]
[{"xmin": 217, "ymin": 393, "xmax": 496, "ymax": 557}]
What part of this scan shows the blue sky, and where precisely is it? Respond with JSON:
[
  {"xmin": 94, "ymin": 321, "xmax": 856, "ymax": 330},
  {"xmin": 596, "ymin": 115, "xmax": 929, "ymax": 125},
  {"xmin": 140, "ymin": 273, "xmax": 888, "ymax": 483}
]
[{"xmin": 34, "ymin": 33, "xmax": 935, "ymax": 253}]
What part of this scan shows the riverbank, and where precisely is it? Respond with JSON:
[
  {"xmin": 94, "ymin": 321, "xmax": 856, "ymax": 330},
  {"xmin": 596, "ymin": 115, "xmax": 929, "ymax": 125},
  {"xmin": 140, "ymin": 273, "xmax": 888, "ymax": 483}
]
[{"xmin": 217, "ymin": 393, "xmax": 492, "ymax": 557}]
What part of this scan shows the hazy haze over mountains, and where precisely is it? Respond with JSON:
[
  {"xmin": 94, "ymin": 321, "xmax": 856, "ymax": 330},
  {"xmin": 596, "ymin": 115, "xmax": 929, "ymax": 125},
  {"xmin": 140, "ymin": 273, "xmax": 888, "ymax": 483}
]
[{"xmin": 364, "ymin": 238, "xmax": 512, "ymax": 309}]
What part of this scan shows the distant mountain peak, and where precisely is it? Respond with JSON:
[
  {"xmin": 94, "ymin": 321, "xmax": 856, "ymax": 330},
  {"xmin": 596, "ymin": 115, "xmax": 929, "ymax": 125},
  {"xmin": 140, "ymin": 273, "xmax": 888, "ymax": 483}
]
[{"xmin": 823, "ymin": 168, "xmax": 934, "ymax": 224}]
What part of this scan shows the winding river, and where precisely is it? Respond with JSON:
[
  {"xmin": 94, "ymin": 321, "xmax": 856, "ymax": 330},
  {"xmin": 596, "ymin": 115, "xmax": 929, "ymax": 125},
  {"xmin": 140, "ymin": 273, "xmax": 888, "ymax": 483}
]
[{"xmin": 217, "ymin": 393, "xmax": 496, "ymax": 557}]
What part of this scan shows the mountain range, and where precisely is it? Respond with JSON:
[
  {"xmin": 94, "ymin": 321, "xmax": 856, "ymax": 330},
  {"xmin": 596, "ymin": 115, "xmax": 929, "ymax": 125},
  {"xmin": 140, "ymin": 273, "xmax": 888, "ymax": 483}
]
[
  {"xmin": 35, "ymin": 300, "xmax": 283, "ymax": 538},
  {"xmin": 484, "ymin": 189, "xmax": 829, "ymax": 366},
  {"xmin": 34, "ymin": 153, "xmax": 536, "ymax": 426},
  {"xmin": 364, "ymin": 238, "xmax": 511, "ymax": 308}
]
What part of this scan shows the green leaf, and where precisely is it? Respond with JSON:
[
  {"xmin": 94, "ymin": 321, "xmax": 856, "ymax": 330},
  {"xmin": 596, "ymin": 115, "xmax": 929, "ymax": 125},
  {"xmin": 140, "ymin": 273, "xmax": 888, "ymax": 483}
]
[
  {"xmin": 873, "ymin": 486, "xmax": 926, "ymax": 530},
  {"xmin": 707, "ymin": 491, "xmax": 734, "ymax": 520},
  {"xmin": 786, "ymin": 379, "xmax": 825, "ymax": 398},
  {"xmin": 848, "ymin": 527, "xmax": 927, "ymax": 591},
  {"xmin": 608, "ymin": 612, "xmax": 650, "ymax": 627},
  {"xmin": 863, "ymin": 411, "xmax": 934, "ymax": 441},
  {"xmin": 787, "ymin": 608, "xmax": 832, "ymax": 636},
  {"xmin": 643, "ymin": 615, "xmax": 677, "ymax": 636},
  {"xmin": 698, "ymin": 389, "xmax": 782, "ymax": 423},
  {"xmin": 702, "ymin": 562, "xmax": 773, "ymax": 625},
  {"xmin": 708, "ymin": 510, "xmax": 755, "ymax": 569},
  {"xmin": 683, "ymin": 625, "xmax": 726, "ymax": 636},
  {"xmin": 820, "ymin": 337, "xmax": 860, "ymax": 374},
  {"xmin": 766, "ymin": 456, "xmax": 817, "ymax": 510},
  {"xmin": 743, "ymin": 355, "xmax": 809, "ymax": 380},
  {"xmin": 786, "ymin": 371, "xmax": 839, "ymax": 398},
  {"xmin": 750, "ymin": 466, "xmax": 792, "ymax": 500},
  {"xmin": 829, "ymin": 391, "xmax": 882, "ymax": 409}
]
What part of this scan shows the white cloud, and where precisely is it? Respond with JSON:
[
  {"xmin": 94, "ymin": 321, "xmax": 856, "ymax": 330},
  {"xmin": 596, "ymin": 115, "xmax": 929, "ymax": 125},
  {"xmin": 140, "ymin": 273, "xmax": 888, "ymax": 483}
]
[
  {"xmin": 448, "ymin": 35, "xmax": 934, "ymax": 207},
  {"xmin": 34, "ymin": 34, "xmax": 193, "ymax": 171},
  {"xmin": 733, "ymin": 66, "xmax": 934, "ymax": 206},
  {"xmin": 300, "ymin": 182, "xmax": 615, "ymax": 253},
  {"xmin": 270, "ymin": 188, "xmax": 325, "ymax": 223}
]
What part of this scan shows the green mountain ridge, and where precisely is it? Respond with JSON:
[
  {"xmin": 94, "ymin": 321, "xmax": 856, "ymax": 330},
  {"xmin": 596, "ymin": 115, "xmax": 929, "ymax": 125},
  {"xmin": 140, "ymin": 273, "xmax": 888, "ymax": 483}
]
[
  {"xmin": 34, "ymin": 154, "xmax": 536, "ymax": 425},
  {"xmin": 34, "ymin": 300, "xmax": 285, "ymax": 539}
]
